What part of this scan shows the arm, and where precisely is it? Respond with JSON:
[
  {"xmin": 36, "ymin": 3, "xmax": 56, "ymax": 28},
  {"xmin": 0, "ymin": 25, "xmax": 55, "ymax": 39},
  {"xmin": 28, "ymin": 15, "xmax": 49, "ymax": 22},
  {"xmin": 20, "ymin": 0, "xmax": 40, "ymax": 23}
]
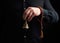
[
  {"xmin": 24, "ymin": 0, "xmax": 59, "ymax": 23},
  {"xmin": 26, "ymin": 0, "xmax": 43, "ymax": 7},
  {"xmin": 42, "ymin": 0, "xmax": 59, "ymax": 23}
]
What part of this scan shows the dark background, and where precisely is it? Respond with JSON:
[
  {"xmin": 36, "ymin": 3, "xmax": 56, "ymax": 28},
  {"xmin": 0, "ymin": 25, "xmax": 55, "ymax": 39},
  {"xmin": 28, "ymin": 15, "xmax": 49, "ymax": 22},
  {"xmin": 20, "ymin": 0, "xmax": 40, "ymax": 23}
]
[
  {"xmin": 1, "ymin": 0, "xmax": 60, "ymax": 43},
  {"xmin": 44, "ymin": 0, "xmax": 60, "ymax": 43}
]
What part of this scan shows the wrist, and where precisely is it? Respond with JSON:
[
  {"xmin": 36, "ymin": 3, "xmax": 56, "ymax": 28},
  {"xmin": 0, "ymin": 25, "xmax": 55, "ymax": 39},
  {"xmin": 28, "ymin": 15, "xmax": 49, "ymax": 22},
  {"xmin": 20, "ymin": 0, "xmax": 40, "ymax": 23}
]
[
  {"xmin": 37, "ymin": 6, "xmax": 43, "ymax": 15},
  {"xmin": 36, "ymin": 6, "xmax": 44, "ymax": 19}
]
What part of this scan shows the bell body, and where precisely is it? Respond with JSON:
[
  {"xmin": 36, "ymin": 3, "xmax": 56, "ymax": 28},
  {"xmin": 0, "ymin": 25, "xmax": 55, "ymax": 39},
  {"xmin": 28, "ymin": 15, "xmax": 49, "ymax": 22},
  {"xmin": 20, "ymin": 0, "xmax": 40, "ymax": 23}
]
[{"xmin": 22, "ymin": 20, "xmax": 29, "ymax": 29}]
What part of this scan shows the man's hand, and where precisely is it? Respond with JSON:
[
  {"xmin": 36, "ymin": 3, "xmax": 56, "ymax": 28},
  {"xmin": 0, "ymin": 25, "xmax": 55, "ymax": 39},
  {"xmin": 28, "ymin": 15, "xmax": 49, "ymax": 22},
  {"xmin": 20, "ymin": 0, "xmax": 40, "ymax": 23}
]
[{"xmin": 23, "ymin": 7, "xmax": 41, "ymax": 22}]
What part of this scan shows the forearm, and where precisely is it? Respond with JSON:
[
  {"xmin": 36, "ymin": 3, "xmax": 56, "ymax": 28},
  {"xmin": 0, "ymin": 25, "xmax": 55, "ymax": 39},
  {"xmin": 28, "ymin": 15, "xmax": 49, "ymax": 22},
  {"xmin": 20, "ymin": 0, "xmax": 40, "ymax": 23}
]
[
  {"xmin": 37, "ymin": 0, "xmax": 59, "ymax": 23},
  {"xmin": 43, "ymin": 9, "xmax": 59, "ymax": 23},
  {"xmin": 27, "ymin": 0, "xmax": 43, "ymax": 7}
]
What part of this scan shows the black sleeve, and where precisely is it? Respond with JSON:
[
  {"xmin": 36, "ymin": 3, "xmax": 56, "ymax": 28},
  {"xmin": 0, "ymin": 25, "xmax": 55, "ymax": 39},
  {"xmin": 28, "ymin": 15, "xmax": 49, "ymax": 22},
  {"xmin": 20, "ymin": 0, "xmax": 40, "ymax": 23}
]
[
  {"xmin": 43, "ymin": 0, "xmax": 59, "ymax": 23},
  {"xmin": 26, "ymin": 0, "xmax": 44, "ymax": 7}
]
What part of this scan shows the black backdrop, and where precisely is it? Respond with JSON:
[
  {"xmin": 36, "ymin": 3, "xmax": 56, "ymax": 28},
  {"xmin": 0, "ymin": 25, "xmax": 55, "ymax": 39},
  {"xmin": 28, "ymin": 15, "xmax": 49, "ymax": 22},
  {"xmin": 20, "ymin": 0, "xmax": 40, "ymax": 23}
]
[{"xmin": 1, "ymin": 0, "xmax": 60, "ymax": 43}]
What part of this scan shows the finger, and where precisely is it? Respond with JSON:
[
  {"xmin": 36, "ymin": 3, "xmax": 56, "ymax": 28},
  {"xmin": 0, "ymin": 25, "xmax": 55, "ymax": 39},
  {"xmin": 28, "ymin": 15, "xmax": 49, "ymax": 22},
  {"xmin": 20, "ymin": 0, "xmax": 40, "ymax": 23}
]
[
  {"xmin": 27, "ymin": 10, "xmax": 33, "ymax": 20},
  {"xmin": 23, "ymin": 8, "xmax": 31, "ymax": 20},
  {"xmin": 24, "ymin": 9, "xmax": 31, "ymax": 20},
  {"xmin": 28, "ymin": 13, "xmax": 35, "ymax": 22}
]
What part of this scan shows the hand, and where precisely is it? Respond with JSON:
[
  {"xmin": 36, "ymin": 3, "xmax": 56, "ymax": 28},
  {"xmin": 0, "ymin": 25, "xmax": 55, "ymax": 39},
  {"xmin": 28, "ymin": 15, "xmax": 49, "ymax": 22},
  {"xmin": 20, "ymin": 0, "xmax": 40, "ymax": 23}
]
[{"xmin": 23, "ymin": 7, "xmax": 41, "ymax": 22}]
